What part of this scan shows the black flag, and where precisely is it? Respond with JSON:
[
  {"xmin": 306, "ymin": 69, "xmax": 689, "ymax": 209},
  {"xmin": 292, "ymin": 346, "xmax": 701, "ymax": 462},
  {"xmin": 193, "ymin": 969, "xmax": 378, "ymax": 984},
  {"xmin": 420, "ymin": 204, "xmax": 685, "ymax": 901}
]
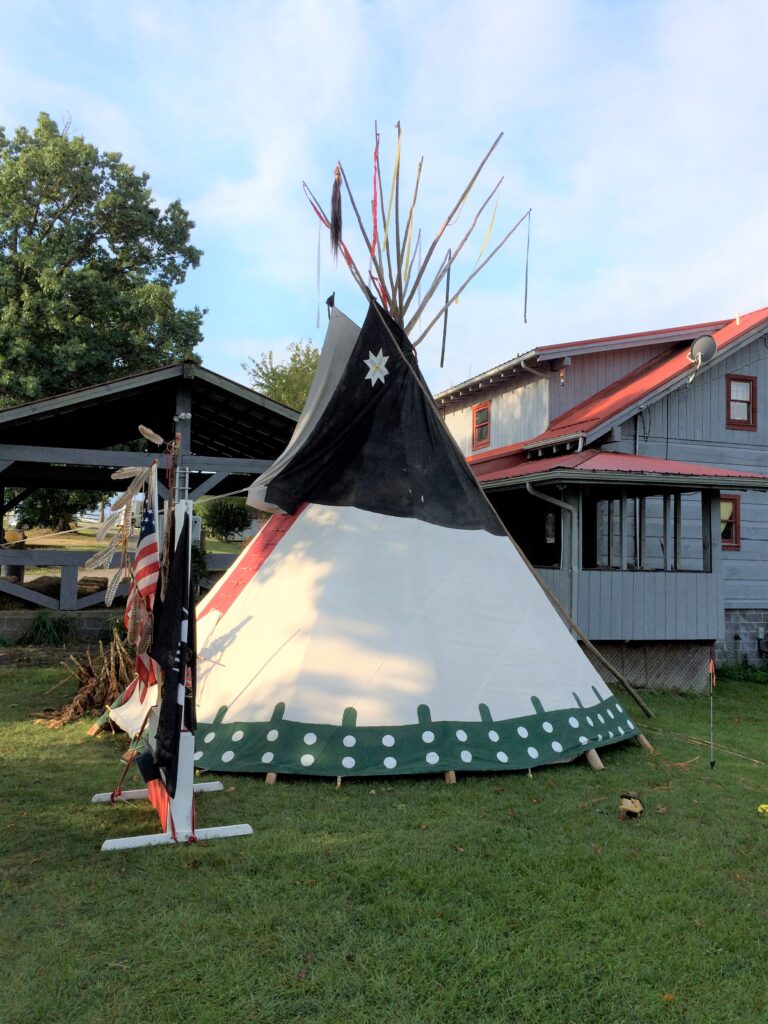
[{"xmin": 149, "ymin": 513, "xmax": 197, "ymax": 798}]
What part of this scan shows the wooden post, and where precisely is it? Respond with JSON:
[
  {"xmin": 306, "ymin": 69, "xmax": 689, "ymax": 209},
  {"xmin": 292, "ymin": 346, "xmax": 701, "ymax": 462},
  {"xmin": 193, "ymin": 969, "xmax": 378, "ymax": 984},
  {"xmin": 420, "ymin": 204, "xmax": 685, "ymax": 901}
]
[
  {"xmin": 635, "ymin": 733, "xmax": 654, "ymax": 752},
  {"xmin": 585, "ymin": 748, "xmax": 604, "ymax": 771},
  {"xmin": 265, "ymin": 772, "xmax": 277, "ymax": 785},
  {"xmin": 662, "ymin": 494, "xmax": 670, "ymax": 570},
  {"xmin": 674, "ymin": 492, "xmax": 682, "ymax": 570},
  {"xmin": 444, "ymin": 770, "xmax": 457, "ymax": 785}
]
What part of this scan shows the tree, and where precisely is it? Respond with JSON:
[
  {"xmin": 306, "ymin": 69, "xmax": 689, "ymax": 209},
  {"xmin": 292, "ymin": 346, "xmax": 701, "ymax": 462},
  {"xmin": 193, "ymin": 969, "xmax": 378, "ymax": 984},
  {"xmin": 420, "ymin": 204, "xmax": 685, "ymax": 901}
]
[
  {"xmin": 0, "ymin": 113, "xmax": 204, "ymax": 407},
  {"xmin": 243, "ymin": 339, "xmax": 319, "ymax": 411},
  {"xmin": 198, "ymin": 497, "xmax": 254, "ymax": 542},
  {"xmin": 15, "ymin": 488, "xmax": 108, "ymax": 533}
]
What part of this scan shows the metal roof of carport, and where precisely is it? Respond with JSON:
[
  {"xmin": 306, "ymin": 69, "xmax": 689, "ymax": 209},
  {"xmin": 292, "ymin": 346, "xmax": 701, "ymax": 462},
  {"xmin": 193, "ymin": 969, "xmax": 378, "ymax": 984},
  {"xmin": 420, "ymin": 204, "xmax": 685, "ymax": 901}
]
[{"xmin": 0, "ymin": 360, "xmax": 299, "ymax": 498}]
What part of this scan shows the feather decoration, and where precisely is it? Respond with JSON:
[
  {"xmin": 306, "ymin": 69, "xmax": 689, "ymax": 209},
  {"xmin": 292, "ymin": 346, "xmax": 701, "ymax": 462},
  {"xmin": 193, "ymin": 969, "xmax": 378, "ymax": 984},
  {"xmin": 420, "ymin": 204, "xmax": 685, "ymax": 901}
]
[
  {"xmin": 139, "ymin": 425, "xmax": 165, "ymax": 446},
  {"xmin": 105, "ymin": 566, "xmax": 128, "ymax": 608},
  {"xmin": 127, "ymin": 601, "xmax": 142, "ymax": 646},
  {"xmin": 96, "ymin": 509, "xmax": 122, "ymax": 541},
  {"xmin": 136, "ymin": 618, "xmax": 153, "ymax": 655},
  {"xmin": 330, "ymin": 164, "xmax": 342, "ymax": 260},
  {"xmin": 84, "ymin": 532, "xmax": 121, "ymax": 570},
  {"xmin": 111, "ymin": 466, "xmax": 145, "ymax": 481}
]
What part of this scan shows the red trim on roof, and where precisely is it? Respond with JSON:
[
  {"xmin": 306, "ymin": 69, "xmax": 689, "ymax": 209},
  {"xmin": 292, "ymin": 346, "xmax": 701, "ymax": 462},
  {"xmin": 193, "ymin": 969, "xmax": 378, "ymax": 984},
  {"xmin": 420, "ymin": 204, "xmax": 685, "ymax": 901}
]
[
  {"xmin": 472, "ymin": 449, "xmax": 768, "ymax": 486},
  {"xmin": 521, "ymin": 308, "xmax": 768, "ymax": 450},
  {"xmin": 535, "ymin": 319, "xmax": 729, "ymax": 356}
]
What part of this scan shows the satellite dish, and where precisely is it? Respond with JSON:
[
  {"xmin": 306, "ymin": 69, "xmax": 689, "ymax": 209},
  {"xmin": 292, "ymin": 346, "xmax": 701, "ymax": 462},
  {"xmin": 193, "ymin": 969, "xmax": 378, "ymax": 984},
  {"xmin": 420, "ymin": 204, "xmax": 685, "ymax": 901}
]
[{"xmin": 686, "ymin": 334, "xmax": 717, "ymax": 383}]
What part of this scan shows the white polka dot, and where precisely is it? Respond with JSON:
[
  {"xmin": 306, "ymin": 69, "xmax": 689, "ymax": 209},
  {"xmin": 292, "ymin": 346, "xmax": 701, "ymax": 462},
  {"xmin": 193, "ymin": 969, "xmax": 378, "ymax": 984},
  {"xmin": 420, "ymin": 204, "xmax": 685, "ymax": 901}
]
[
  {"xmin": 261, "ymin": 752, "xmax": 274, "ymax": 763},
  {"xmin": 231, "ymin": 730, "xmax": 244, "ymax": 742},
  {"xmin": 460, "ymin": 750, "xmax": 473, "ymax": 763},
  {"xmin": 578, "ymin": 736, "xmax": 588, "ymax": 745},
  {"xmin": 496, "ymin": 751, "xmax": 509, "ymax": 763},
  {"xmin": 617, "ymin": 726, "xmax": 625, "ymax": 735},
  {"xmin": 300, "ymin": 754, "xmax": 314, "ymax": 767},
  {"xmin": 267, "ymin": 729, "xmax": 279, "ymax": 742},
  {"xmin": 455, "ymin": 729, "xmax": 468, "ymax": 742},
  {"xmin": 303, "ymin": 732, "xmax": 317, "ymax": 745},
  {"xmin": 426, "ymin": 751, "xmax": 439, "ymax": 765},
  {"xmin": 203, "ymin": 732, "xmax": 215, "ymax": 744},
  {"xmin": 341, "ymin": 756, "xmax": 355, "ymax": 770},
  {"xmin": 597, "ymin": 714, "xmax": 605, "ymax": 724},
  {"xmin": 608, "ymin": 731, "xmax": 614, "ymax": 739},
  {"xmin": 597, "ymin": 734, "xmax": 603, "ymax": 741},
  {"xmin": 542, "ymin": 721, "xmax": 553, "ymax": 733},
  {"xmin": 342, "ymin": 734, "xmax": 356, "ymax": 747},
  {"xmin": 616, "ymin": 703, "xmax": 624, "ymax": 713},
  {"xmin": 422, "ymin": 730, "xmax": 435, "ymax": 743},
  {"xmin": 194, "ymin": 750, "xmax": 203, "ymax": 761},
  {"xmin": 626, "ymin": 719, "xmax": 635, "ymax": 730},
  {"xmin": 221, "ymin": 750, "xmax": 234, "ymax": 763},
  {"xmin": 382, "ymin": 734, "xmax": 395, "ymax": 747},
  {"xmin": 568, "ymin": 717, "xmax": 579, "ymax": 728},
  {"xmin": 551, "ymin": 741, "xmax": 563, "ymax": 753},
  {"xmin": 586, "ymin": 716, "xmax": 594, "ymax": 727},
  {"xmin": 527, "ymin": 746, "xmax": 539, "ymax": 759},
  {"xmin": 383, "ymin": 756, "xmax": 397, "ymax": 769},
  {"xmin": 607, "ymin": 709, "xmax": 615, "ymax": 719},
  {"xmin": 488, "ymin": 730, "xmax": 499, "ymax": 742},
  {"xmin": 517, "ymin": 726, "xmax": 529, "ymax": 739}
]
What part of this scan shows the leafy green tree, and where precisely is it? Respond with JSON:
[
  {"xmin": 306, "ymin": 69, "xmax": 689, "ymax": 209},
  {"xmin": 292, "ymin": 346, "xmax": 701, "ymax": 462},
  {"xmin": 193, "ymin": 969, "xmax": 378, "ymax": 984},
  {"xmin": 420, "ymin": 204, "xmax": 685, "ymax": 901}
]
[
  {"xmin": 0, "ymin": 112, "xmax": 204, "ymax": 407},
  {"xmin": 243, "ymin": 339, "xmax": 319, "ymax": 411},
  {"xmin": 198, "ymin": 497, "xmax": 254, "ymax": 542},
  {"xmin": 15, "ymin": 488, "xmax": 108, "ymax": 533}
]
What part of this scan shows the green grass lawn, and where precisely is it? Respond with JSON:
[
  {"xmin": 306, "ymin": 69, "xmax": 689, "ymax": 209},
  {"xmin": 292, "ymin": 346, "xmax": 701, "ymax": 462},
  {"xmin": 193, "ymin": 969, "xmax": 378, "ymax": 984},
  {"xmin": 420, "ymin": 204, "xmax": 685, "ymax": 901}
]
[{"xmin": 1, "ymin": 670, "xmax": 766, "ymax": 1024}]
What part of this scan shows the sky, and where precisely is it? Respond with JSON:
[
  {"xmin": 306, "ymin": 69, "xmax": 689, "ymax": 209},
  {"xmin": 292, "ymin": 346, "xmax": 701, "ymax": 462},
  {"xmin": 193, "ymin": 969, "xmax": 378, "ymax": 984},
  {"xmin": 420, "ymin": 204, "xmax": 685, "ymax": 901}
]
[{"xmin": 1, "ymin": 0, "xmax": 766, "ymax": 393}]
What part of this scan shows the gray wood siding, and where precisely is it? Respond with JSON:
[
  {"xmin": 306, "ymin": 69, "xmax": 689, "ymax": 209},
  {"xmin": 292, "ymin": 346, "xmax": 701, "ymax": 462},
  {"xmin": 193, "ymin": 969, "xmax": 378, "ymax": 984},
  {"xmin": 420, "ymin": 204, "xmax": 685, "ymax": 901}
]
[
  {"xmin": 441, "ymin": 376, "xmax": 549, "ymax": 456},
  {"xmin": 608, "ymin": 332, "xmax": 768, "ymax": 610},
  {"xmin": 549, "ymin": 345, "xmax": 663, "ymax": 420},
  {"xmin": 538, "ymin": 568, "xmax": 722, "ymax": 640}
]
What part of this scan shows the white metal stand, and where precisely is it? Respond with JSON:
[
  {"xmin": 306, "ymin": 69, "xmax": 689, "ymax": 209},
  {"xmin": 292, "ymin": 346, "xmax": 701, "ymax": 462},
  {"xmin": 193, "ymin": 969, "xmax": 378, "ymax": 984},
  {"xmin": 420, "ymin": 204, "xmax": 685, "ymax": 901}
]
[
  {"xmin": 94, "ymin": 486, "xmax": 253, "ymax": 851},
  {"xmin": 93, "ymin": 730, "xmax": 253, "ymax": 850}
]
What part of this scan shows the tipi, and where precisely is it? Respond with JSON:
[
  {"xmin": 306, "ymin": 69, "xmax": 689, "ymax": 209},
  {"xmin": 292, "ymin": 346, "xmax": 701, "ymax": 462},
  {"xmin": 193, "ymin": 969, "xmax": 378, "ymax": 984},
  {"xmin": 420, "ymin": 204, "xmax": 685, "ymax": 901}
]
[{"xmin": 194, "ymin": 302, "xmax": 639, "ymax": 777}]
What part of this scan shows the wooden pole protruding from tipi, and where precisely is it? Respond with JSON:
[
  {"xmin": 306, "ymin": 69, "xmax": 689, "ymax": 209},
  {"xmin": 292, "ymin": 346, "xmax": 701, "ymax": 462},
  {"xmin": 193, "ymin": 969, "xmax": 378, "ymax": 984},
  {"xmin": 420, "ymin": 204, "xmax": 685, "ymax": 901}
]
[
  {"xmin": 265, "ymin": 772, "xmax": 277, "ymax": 786},
  {"xmin": 444, "ymin": 770, "xmax": 457, "ymax": 785},
  {"xmin": 585, "ymin": 748, "xmax": 605, "ymax": 771},
  {"xmin": 635, "ymin": 733, "xmax": 654, "ymax": 752}
]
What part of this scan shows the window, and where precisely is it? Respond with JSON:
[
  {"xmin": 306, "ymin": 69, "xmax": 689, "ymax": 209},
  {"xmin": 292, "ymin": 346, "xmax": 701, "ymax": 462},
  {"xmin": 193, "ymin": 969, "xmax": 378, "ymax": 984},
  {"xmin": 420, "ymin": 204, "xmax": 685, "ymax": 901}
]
[
  {"xmin": 726, "ymin": 374, "xmax": 757, "ymax": 430},
  {"xmin": 471, "ymin": 401, "xmax": 491, "ymax": 450},
  {"xmin": 720, "ymin": 495, "xmax": 740, "ymax": 550}
]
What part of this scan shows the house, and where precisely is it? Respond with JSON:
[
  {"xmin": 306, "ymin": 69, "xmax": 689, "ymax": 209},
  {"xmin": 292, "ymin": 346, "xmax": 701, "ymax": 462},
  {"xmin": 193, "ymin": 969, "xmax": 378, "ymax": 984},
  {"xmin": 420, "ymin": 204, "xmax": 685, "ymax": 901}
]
[{"xmin": 436, "ymin": 307, "xmax": 768, "ymax": 688}]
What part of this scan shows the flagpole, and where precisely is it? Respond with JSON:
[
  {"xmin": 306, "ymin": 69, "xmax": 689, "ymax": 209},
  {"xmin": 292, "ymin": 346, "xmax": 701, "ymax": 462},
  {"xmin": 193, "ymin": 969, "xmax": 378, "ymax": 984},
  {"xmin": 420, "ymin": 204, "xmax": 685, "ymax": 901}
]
[{"xmin": 95, "ymin": 436, "xmax": 252, "ymax": 850}]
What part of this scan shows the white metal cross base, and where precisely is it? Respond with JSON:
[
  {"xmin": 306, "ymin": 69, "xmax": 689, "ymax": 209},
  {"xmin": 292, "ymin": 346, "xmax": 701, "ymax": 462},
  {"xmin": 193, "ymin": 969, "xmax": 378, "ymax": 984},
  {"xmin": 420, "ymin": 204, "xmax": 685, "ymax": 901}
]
[
  {"xmin": 94, "ymin": 729, "xmax": 253, "ymax": 852},
  {"xmin": 100, "ymin": 822, "xmax": 254, "ymax": 852}
]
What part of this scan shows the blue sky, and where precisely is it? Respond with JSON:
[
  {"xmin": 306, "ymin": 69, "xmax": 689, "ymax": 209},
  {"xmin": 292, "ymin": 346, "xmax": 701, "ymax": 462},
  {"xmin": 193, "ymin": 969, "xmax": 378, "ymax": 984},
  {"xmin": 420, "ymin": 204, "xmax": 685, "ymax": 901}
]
[{"xmin": 1, "ymin": 0, "xmax": 766, "ymax": 392}]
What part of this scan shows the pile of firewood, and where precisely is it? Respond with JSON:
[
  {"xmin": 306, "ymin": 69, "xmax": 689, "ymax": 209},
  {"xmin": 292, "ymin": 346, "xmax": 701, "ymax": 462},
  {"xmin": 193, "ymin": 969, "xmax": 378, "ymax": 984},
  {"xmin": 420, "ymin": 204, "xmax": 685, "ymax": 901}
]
[{"xmin": 41, "ymin": 628, "xmax": 135, "ymax": 728}]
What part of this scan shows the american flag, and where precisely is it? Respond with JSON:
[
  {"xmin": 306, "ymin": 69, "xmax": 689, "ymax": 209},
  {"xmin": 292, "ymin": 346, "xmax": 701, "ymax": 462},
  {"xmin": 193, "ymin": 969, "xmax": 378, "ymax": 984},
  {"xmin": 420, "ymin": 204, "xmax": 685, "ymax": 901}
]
[{"xmin": 125, "ymin": 481, "xmax": 160, "ymax": 688}]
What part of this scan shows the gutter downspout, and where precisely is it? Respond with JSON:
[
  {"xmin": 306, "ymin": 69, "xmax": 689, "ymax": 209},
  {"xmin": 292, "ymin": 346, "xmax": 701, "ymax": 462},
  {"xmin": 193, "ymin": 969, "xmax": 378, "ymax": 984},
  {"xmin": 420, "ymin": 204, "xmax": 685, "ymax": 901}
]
[
  {"xmin": 526, "ymin": 481, "xmax": 578, "ymax": 630},
  {"xmin": 520, "ymin": 358, "xmax": 547, "ymax": 379}
]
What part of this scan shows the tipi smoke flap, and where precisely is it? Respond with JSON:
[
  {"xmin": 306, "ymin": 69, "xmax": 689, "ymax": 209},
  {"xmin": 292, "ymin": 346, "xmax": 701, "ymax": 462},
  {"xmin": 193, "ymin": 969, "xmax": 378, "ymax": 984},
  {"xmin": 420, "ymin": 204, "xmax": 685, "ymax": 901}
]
[{"xmin": 194, "ymin": 303, "xmax": 639, "ymax": 777}]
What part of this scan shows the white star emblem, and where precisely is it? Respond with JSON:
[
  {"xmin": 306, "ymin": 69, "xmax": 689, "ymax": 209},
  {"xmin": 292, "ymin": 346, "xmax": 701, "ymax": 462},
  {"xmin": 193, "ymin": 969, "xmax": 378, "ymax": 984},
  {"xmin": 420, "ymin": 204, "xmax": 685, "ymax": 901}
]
[{"xmin": 363, "ymin": 349, "xmax": 390, "ymax": 387}]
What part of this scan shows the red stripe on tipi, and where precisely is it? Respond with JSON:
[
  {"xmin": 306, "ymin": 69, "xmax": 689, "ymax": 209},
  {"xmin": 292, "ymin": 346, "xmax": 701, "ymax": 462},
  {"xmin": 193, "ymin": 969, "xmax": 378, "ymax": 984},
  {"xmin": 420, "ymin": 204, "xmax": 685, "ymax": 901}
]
[{"xmin": 199, "ymin": 504, "xmax": 307, "ymax": 620}]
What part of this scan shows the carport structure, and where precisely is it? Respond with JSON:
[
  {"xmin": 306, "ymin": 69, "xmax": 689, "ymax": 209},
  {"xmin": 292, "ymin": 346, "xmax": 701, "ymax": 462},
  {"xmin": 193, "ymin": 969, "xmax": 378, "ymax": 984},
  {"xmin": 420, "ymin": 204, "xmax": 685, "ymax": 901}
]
[{"xmin": 0, "ymin": 360, "xmax": 298, "ymax": 610}]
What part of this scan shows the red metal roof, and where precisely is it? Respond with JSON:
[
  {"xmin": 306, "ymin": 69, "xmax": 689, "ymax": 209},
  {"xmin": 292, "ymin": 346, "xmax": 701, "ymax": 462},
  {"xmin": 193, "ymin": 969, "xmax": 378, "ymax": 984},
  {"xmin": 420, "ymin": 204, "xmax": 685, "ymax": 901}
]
[
  {"xmin": 521, "ymin": 307, "xmax": 768, "ymax": 450},
  {"xmin": 474, "ymin": 449, "xmax": 768, "ymax": 488},
  {"xmin": 534, "ymin": 318, "xmax": 730, "ymax": 359}
]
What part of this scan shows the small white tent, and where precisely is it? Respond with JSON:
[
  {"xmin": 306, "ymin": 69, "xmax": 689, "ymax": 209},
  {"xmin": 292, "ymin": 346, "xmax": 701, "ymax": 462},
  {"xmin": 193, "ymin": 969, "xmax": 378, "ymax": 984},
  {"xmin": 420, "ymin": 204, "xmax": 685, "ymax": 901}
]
[{"xmin": 194, "ymin": 303, "xmax": 638, "ymax": 777}]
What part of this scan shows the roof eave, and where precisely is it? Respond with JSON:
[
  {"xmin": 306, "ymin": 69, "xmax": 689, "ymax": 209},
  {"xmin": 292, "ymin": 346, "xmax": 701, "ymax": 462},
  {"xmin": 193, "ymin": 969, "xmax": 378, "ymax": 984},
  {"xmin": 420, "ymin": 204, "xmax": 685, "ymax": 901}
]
[{"xmin": 481, "ymin": 469, "xmax": 768, "ymax": 491}]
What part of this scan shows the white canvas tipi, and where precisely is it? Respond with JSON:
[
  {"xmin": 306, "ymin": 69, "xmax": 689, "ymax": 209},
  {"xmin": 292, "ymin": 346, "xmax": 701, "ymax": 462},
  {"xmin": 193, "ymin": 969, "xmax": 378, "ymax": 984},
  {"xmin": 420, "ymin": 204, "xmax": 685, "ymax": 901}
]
[{"xmin": 194, "ymin": 303, "xmax": 638, "ymax": 777}]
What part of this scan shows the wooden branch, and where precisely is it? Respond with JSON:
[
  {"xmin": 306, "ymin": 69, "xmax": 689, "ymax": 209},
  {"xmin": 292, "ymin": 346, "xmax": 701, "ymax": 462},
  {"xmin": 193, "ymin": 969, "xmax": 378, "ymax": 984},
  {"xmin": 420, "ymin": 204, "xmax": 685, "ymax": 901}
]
[
  {"xmin": 404, "ymin": 177, "xmax": 504, "ymax": 333},
  {"xmin": 401, "ymin": 132, "xmax": 503, "ymax": 318},
  {"xmin": 338, "ymin": 162, "xmax": 388, "ymax": 300},
  {"xmin": 402, "ymin": 159, "xmax": 423, "ymax": 292},
  {"xmin": 376, "ymin": 126, "xmax": 397, "ymax": 310},
  {"xmin": 393, "ymin": 122, "xmax": 403, "ymax": 319},
  {"xmin": 412, "ymin": 207, "xmax": 530, "ymax": 345}
]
